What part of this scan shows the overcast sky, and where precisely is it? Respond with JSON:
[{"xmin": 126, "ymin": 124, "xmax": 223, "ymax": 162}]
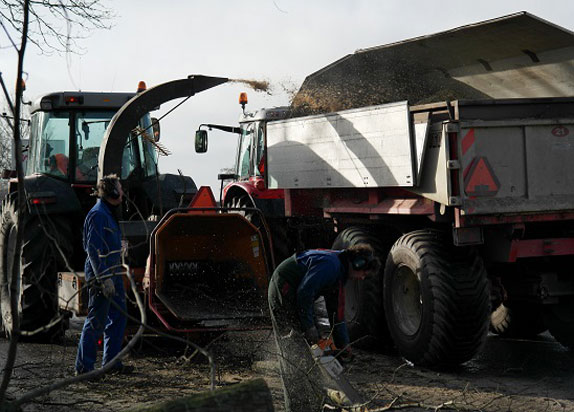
[{"xmin": 2, "ymin": 0, "xmax": 574, "ymax": 190}]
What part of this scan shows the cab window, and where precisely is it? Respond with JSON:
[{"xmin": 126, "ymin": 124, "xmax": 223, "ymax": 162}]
[
  {"xmin": 255, "ymin": 124, "xmax": 265, "ymax": 176},
  {"xmin": 237, "ymin": 123, "xmax": 255, "ymax": 179}
]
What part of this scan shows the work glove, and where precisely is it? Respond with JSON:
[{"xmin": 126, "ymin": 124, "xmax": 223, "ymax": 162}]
[
  {"xmin": 304, "ymin": 326, "xmax": 319, "ymax": 344},
  {"xmin": 101, "ymin": 278, "xmax": 116, "ymax": 298}
]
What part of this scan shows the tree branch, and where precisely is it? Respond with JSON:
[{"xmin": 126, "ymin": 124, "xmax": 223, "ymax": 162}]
[{"xmin": 0, "ymin": 0, "xmax": 29, "ymax": 404}]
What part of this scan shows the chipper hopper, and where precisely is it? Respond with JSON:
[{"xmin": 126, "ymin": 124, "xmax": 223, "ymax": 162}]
[{"xmin": 145, "ymin": 187, "xmax": 272, "ymax": 332}]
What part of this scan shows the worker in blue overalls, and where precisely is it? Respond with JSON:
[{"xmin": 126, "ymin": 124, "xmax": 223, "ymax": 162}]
[
  {"xmin": 75, "ymin": 174, "xmax": 133, "ymax": 376},
  {"xmin": 268, "ymin": 245, "xmax": 379, "ymax": 411}
]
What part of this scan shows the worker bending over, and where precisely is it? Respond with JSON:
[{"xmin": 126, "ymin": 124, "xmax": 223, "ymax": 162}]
[
  {"xmin": 268, "ymin": 245, "xmax": 379, "ymax": 411},
  {"xmin": 75, "ymin": 174, "xmax": 133, "ymax": 376}
]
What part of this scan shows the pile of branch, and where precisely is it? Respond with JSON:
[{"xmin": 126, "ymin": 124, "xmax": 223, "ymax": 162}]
[{"xmin": 128, "ymin": 378, "xmax": 274, "ymax": 412}]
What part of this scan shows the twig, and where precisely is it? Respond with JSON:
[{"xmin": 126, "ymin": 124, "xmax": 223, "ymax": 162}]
[{"xmin": 12, "ymin": 263, "xmax": 146, "ymax": 407}]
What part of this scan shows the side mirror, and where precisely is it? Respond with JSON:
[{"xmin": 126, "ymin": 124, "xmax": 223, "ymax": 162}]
[
  {"xmin": 151, "ymin": 117, "xmax": 160, "ymax": 142},
  {"xmin": 195, "ymin": 129, "xmax": 208, "ymax": 153}
]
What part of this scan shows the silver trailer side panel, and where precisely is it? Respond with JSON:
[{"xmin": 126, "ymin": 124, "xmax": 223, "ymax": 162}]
[
  {"xmin": 414, "ymin": 99, "xmax": 574, "ymax": 215},
  {"xmin": 267, "ymin": 102, "xmax": 416, "ymax": 189},
  {"xmin": 458, "ymin": 120, "xmax": 574, "ymax": 215}
]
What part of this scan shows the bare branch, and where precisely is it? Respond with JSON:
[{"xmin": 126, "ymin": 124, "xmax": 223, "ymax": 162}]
[
  {"xmin": 0, "ymin": 0, "xmax": 29, "ymax": 404},
  {"xmin": 0, "ymin": 0, "xmax": 114, "ymax": 54}
]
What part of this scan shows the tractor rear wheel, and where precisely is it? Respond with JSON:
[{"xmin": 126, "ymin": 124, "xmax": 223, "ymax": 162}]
[
  {"xmin": 0, "ymin": 196, "xmax": 72, "ymax": 341},
  {"xmin": 332, "ymin": 226, "xmax": 389, "ymax": 346},
  {"xmin": 383, "ymin": 229, "xmax": 489, "ymax": 366}
]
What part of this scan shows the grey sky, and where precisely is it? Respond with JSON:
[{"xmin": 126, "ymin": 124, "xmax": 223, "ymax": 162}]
[{"xmin": 2, "ymin": 1, "xmax": 574, "ymax": 190}]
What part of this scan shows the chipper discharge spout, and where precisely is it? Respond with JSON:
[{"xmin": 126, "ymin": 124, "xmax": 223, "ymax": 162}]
[{"xmin": 146, "ymin": 188, "xmax": 271, "ymax": 332}]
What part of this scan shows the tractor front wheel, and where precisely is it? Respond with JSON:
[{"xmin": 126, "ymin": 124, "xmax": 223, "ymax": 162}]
[{"xmin": 0, "ymin": 196, "xmax": 72, "ymax": 341}]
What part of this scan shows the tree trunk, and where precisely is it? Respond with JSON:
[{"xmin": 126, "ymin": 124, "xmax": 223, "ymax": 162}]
[{"xmin": 129, "ymin": 378, "xmax": 274, "ymax": 412}]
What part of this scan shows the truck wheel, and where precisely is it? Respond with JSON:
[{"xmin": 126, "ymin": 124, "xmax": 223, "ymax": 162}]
[
  {"xmin": 544, "ymin": 300, "xmax": 574, "ymax": 350},
  {"xmin": 332, "ymin": 226, "xmax": 389, "ymax": 346},
  {"xmin": 490, "ymin": 303, "xmax": 546, "ymax": 337},
  {"xmin": 226, "ymin": 194, "xmax": 261, "ymax": 227},
  {"xmin": 383, "ymin": 229, "xmax": 489, "ymax": 366},
  {"xmin": 0, "ymin": 196, "xmax": 72, "ymax": 341}
]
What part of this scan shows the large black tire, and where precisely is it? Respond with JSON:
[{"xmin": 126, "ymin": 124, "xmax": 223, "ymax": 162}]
[
  {"xmin": 383, "ymin": 229, "xmax": 490, "ymax": 366},
  {"xmin": 544, "ymin": 299, "xmax": 574, "ymax": 350},
  {"xmin": 490, "ymin": 302, "xmax": 546, "ymax": 338},
  {"xmin": 0, "ymin": 196, "xmax": 73, "ymax": 341},
  {"xmin": 332, "ymin": 226, "xmax": 390, "ymax": 346}
]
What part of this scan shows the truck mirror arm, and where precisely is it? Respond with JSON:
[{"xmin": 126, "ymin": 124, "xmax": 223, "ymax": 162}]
[{"xmin": 198, "ymin": 123, "xmax": 241, "ymax": 135}]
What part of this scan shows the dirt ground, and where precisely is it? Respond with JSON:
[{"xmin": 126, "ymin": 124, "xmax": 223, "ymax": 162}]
[{"xmin": 1, "ymin": 317, "xmax": 574, "ymax": 412}]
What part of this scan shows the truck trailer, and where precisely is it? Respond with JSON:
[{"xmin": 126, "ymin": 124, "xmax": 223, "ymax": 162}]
[{"xmin": 197, "ymin": 12, "xmax": 574, "ymax": 366}]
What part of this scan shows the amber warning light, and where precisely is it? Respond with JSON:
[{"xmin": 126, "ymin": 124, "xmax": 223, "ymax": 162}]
[
  {"xmin": 137, "ymin": 81, "xmax": 147, "ymax": 93},
  {"xmin": 239, "ymin": 92, "xmax": 248, "ymax": 106}
]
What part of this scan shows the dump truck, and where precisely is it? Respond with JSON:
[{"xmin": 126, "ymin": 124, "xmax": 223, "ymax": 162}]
[
  {"xmin": 0, "ymin": 76, "xmax": 271, "ymax": 340},
  {"xmin": 195, "ymin": 12, "xmax": 574, "ymax": 366}
]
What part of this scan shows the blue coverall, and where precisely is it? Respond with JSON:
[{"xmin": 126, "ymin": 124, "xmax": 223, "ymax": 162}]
[
  {"xmin": 294, "ymin": 249, "xmax": 350, "ymax": 347},
  {"xmin": 75, "ymin": 199, "xmax": 127, "ymax": 374}
]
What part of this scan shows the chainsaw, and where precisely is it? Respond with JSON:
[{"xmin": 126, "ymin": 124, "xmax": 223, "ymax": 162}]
[{"xmin": 310, "ymin": 338, "xmax": 365, "ymax": 409}]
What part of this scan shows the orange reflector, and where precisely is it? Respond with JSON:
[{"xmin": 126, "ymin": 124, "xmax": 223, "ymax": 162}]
[
  {"xmin": 137, "ymin": 81, "xmax": 147, "ymax": 93},
  {"xmin": 30, "ymin": 197, "xmax": 56, "ymax": 205},
  {"xmin": 239, "ymin": 92, "xmax": 248, "ymax": 105},
  {"xmin": 187, "ymin": 186, "xmax": 217, "ymax": 214},
  {"xmin": 65, "ymin": 96, "xmax": 83, "ymax": 104},
  {"xmin": 464, "ymin": 157, "xmax": 500, "ymax": 197}
]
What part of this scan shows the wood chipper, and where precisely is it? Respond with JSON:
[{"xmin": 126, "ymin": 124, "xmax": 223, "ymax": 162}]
[{"xmin": 145, "ymin": 186, "xmax": 272, "ymax": 332}]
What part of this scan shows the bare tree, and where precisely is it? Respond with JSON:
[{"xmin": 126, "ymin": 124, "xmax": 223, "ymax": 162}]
[
  {"xmin": 0, "ymin": 0, "xmax": 114, "ymax": 54},
  {"xmin": 0, "ymin": 0, "xmax": 114, "ymax": 407},
  {"xmin": 0, "ymin": 0, "xmax": 30, "ymax": 405},
  {"xmin": 0, "ymin": 104, "xmax": 30, "ymax": 173}
]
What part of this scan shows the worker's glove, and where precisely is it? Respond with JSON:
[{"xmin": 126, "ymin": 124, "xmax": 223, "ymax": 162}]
[
  {"xmin": 304, "ymin": 326, "xmax": 319, "ymax": 344},
  {"xmin": 101, "ymin": 279, "xmax": 116, "ymax": 298}
]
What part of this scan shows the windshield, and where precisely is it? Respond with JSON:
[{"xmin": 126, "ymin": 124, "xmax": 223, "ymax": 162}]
[{"xmin": 28, "ymin": 110, "xmax": 158, "ymax": 181}]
